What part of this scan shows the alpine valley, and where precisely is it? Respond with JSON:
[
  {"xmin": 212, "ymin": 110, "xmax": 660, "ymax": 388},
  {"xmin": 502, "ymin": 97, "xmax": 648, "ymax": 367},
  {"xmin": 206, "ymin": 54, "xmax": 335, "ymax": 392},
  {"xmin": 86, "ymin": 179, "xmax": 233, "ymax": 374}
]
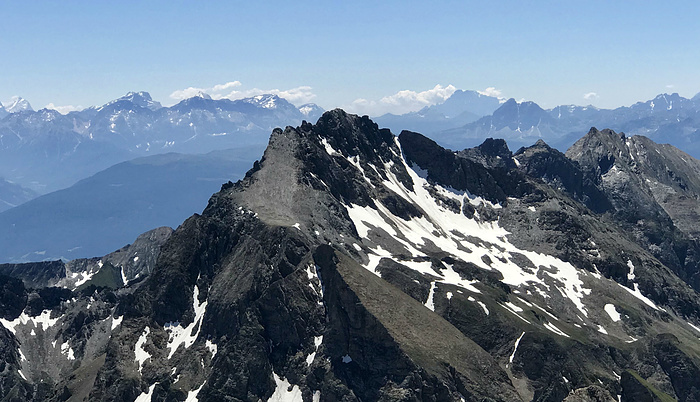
[{"xmin": 2, "ymin": 104, "xmax": 700, "ymax": 401}]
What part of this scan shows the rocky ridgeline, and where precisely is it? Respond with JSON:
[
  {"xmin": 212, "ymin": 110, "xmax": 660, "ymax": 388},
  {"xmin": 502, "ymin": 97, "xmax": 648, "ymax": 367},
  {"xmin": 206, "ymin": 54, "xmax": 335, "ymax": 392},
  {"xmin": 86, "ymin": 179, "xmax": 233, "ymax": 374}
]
[{"xmin": 1, "ymin": 111, "xmax": 700, "ymax": 401}]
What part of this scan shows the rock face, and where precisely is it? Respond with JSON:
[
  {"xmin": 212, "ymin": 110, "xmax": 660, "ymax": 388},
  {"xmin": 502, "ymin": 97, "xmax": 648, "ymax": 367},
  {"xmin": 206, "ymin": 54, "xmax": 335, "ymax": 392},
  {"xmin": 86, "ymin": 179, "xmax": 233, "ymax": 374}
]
[
  {"xmin": 567, "ymin": 128, "xmax": 700, "ymax": 291},
  {"xmin": 2, "ymin": 110, "xmax": 700, "ymax": 401}
]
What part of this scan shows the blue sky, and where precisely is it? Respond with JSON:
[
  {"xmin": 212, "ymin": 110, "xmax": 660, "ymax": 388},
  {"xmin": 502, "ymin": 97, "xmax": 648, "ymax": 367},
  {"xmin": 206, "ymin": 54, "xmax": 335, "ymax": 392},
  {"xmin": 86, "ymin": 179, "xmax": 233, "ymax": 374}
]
[{"xmin": 2, "ymin": 1, "xmax": 699, "ymax": 115}]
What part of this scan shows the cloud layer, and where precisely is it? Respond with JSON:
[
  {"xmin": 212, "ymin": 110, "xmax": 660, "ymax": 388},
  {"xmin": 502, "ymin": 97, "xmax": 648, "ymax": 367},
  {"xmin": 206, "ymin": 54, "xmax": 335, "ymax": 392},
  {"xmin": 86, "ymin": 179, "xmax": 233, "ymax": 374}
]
[
  {"xmin": 347, "ymin": 84, "xmax": 457, "ymax": 116},
  {"xmin": 478, "ymin": 87, "xmax": 502, "ymax": 98},
  {"xmin": 44, "ymin": 103, "xmax": 84, "ymax": 114},
  {"xmin": 169, "ymin": 81, "xmax": 316, "ymax": 105}
]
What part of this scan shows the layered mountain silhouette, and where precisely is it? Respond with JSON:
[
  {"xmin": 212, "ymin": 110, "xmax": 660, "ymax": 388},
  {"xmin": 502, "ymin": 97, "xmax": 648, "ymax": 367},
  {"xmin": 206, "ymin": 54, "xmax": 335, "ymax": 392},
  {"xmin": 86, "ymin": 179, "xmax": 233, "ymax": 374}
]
[
  {"xmin": 0, "ymin": 147, "xmax": 262, "ymax": 262},
  {"xmin": 380, "ymin": 91, "xmax": 700, "ymax": 159},
  {"xmin": 2, "ymin": 110, "xmax": 700, "ymax": 401},
  {"xmin": 0, "ymin": 92, "xmax": 323, "ymax": 193}
]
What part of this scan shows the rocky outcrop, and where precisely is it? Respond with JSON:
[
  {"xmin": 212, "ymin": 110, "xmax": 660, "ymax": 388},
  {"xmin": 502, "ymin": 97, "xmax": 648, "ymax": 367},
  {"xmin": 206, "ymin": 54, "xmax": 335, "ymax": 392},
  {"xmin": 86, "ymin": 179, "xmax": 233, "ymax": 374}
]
[
  {"xmin": 567, "ymin": 128, "xmax": 700, "ymax": 291},
  {"xmin": 0, "ymin": 261, "xmax": 65, "ymax": 289}
]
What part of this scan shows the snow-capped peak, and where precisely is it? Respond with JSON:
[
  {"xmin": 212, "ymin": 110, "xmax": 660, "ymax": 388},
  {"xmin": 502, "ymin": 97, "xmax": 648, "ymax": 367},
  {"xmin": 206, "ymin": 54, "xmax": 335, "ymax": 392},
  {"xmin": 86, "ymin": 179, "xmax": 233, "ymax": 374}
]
[
  {"xmin": 192, "ymin": 91, "xmax": 212, "ymax": 100},
  {"xmin": 244, "ymin": 94, "xmax": 280, "ymax": 109},
  {"xmin": 298, "ymin": 103, "xmax": 323, "ymax": 116},
  {"xmin": 5, "ymin": 96, "xmax": 33, "ymax": 113},
  {"xmin": 106, "ymin": 91, "xmax": 163, "ymax": 111}
]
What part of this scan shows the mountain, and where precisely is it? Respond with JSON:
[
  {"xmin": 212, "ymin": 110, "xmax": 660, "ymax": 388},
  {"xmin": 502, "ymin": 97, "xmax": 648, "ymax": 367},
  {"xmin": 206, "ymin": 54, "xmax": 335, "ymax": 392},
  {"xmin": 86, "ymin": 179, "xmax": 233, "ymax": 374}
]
[
  {"xmin": 0, "ymin": 146, "xmax": 263, "ymax": 263},
  {"xmin": 374, "ymin": 89, "xmax": 502, "ymax": 137},
  {"xmin": 0, "ymin": 178, "xmax": 36, "ymax": 213},
  {"xmin": 104, "ymin": 91, "xmax": 163, "ymax": 111},
  {"xmin": 0, "ymin": 92, "xmax": 324, "ymax": 193},
  {"xmin": 436, "ymin": 98, "xmax": 596, "ymax": 151},
  {"xmin": 566, "ymin": 128, "xmax": 700, "ymax": 288},
  {"xmin": 298, "ymin": 103, "xmax": 325, "ymax": 122},
  {"xmin": 0, "ymin": 102, "xmax": 7, "ymax": 119},
  {"xmin": 4, "ymin": 96, "xmax": 33, "ymax": 113},
  {"xmin": 2, "ymin": 110, "xmax": 700, "ymax": 401},
  {"xmin": 0, "ymin": 107, "xmax": 132, "ymax": 193},
  {"xmin": 378, "ymin": 91, "xmax": 700, "ymax": 159},
  {"xmin": 0, "ymin": 226, "xmax": 172, "ymax": 290}
]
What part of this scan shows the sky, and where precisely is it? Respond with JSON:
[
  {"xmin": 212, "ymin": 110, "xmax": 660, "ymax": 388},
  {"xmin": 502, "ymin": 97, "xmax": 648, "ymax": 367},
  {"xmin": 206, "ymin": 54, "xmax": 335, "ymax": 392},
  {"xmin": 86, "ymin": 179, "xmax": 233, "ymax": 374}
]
[{"xmin": 2, "ymin": 1, "xmax": 699, "ymax": 116}]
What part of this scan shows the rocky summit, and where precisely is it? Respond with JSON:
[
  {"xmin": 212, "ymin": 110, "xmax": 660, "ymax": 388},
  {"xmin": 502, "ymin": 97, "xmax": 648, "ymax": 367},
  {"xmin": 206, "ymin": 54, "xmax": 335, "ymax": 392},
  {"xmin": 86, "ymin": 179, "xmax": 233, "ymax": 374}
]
[{"xmin": 2, "ymin": 110, "xmax": 700, "ymax": 401}]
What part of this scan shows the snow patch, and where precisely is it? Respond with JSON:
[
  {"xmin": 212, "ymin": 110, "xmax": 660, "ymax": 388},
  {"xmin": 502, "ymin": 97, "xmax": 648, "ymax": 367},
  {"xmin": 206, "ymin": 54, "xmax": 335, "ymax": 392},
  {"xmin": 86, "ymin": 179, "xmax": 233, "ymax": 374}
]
[
  {"xmin": 61, "ymin": 341, "xmax": 76, "ymax": 360},
  {"xmin": 501, "ymin": 303, "xmax": 531, "ymax": 324},
  {"xmin": 543, "ymin": 322, "xmax": 570, "ymax": 337},
  {"xmin": 135, "ymin": 383, "xmax": 157, "ymax": 402},
  {"xmin": 425, "ymin": 282, "xmax": 436, "ymax": 311},
  {"xmin": 111, "ymin": 315, "xmax": 123, "ymax": 331},
  {"xmin": 205, "ymin": 340, "xmax": 218, "ymax": 358},
  {"xmin": 320, "ymin": 138, "xmax": 340, "ymax": 157},
  {"xmin": 0, "ymin": 310, "xmax": 61, "ymax": 335},
  {"xmin": 604, "ymin": 304, "xmax": 621, "ymax": 322},
  {"xmin": 305, "ymin": 336, "xmax": 323, "ymax": 366},
  {"xmin": 269, "ymin": 372, "xmax": 303, "ymax": 402},
  {"xmin": 166, "ymin": 285, "xmax": 208, "ymax": 359},
  {"xmin": 626, "ymin": 260, "xmax": 635, "ymax": 281},
  {"xmin": 509, "ymin": 332, "xmax": 525, "ymax": 364},
  {"xmin": 185, "ymin": 382, "xmax": 206, "ymax": 402},
  {"xmin": 134, "ymin": 327, "xmax": 151, "ymax": 374},
  {"xmin": 618, "ymin": 283, "xmax": 664, "ymax": 311},
  {"xmin": 504, "ymin": 301, "xmax": 523, "ymax": 312},
  {"xmin": 688, "ymin": 322, "xmax": 700, "ymax": 335},
  {"xmin": 121, "ymin": 266, "xmax": 128, "ymax": 286}
]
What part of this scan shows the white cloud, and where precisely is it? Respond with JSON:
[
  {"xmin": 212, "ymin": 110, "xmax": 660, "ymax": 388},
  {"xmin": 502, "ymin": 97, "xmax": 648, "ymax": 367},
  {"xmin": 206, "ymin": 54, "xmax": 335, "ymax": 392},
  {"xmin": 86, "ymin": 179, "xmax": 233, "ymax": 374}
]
[
  {"xmin": 665, "ymin": 84, "xmax": 675, "ymax": 89},
  {"xmin": 223, "ymin": 86, "xmax": 316, "ymax": 104},
  {"xmin": 583, "ymin": 92, "xmax": 598, "ymax": 101},
  {"xmin": 169, "ymin": 81, "xmax": 316, "ymax": 105},
  {"xmin": 211, "ymin": 81, "xmax": 242, "ymax": 92},
  {"xmin": 478, "ymin": 87, "xmax": 502, "ymax": 98},
  {"xmin": 346, "ymin": 84, "xmax": 457, "ymax": 116},
  {"xmin": 169, "ymin": 86, "xmax": 212, "ymax": 101},
  {"xmin": 44, "ymin": 103, "xmax": 83, "ymax": 114}
]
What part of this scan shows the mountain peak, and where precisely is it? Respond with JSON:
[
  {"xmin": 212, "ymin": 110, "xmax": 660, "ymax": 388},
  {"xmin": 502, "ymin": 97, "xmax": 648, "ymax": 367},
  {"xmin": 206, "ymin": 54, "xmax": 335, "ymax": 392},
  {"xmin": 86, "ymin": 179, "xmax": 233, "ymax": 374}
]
[
  {"xmin": 429, "ymin": 89, "xmax": 502, "ymax": 118},
  {"xmin": 109, "ymin": 91, "xmax": 162, "ymax": 111},
  {"xmin": 242, "ymin": 93, "xmax": 281, "ymax": 109},
  {"xmin": 192, "ymin": 91, "xmax": 212, "ymax": 100},
  {"xmin": 5, "ymin": 96, "xmax": 33, "ymax": 113}
]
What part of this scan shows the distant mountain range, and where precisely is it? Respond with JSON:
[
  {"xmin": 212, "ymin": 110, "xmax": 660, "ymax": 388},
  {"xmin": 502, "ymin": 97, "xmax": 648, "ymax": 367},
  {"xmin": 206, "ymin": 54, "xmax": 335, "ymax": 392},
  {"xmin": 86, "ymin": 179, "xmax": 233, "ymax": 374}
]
[
  {"xmin": 376, "ymin": 91, "xmax": 700, "ymax": 158},
  {"xmin": 0, "ymin": 146, "xmax": 263, "ymax": 262},
  {"xmin": 0, "ymin": 92, "xmax": 324, "ymax": 193},
  {"xmin": 373, "ymin": 89, "xmax": 503, "ymax": 134},
  {"xmin": 3, "ymin": 88, "xmax": 700, "ymax": 212},
  {"xmin": 0, "ymin": 179, "xmax": 36, "ymax": 213}
]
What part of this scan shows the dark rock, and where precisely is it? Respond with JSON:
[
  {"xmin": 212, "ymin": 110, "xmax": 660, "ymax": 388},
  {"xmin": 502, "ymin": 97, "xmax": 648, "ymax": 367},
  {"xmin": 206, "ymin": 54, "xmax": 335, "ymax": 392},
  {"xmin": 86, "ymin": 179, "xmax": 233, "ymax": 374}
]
[
  {"xmin": 0, "ymin": 274, "xmax": 26, "ymax": 320},
  {"xmin": 0, "ymin": 260, "xmax": 66, "ymax": 289}
]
